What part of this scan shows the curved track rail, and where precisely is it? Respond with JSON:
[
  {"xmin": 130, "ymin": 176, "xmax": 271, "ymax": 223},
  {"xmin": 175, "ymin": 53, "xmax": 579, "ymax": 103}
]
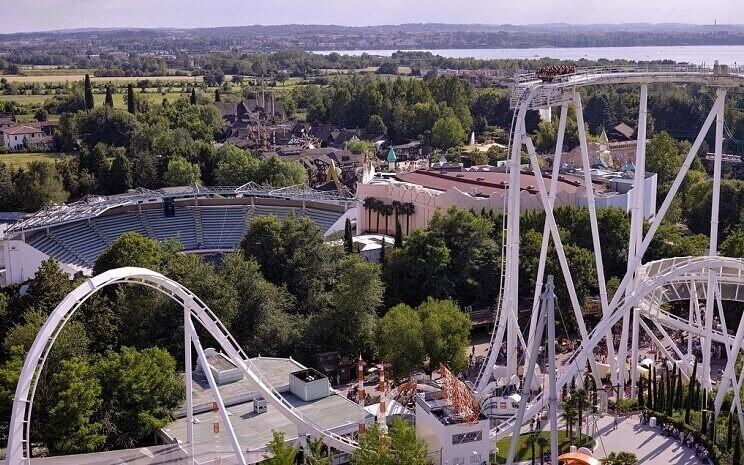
[
  {"xmin": 6, "ymin": 267, "xmax": 360, "ymax": 465},
  {"xmin": 489, "ymin": 256, "xmax": 744, "ymax": 440}
]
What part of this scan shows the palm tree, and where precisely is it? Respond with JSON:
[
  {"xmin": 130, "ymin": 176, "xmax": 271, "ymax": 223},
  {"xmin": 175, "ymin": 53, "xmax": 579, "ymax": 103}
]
[
  {"xmin": 363, "ymin": 197, "xmax": 376, "ymax": 233},
  {"xmin": 574, "ymin": 389, "xmax": 589, "ymax": 443},
  {"xmin": 382, "ymin": 204, "xmax": 394, "ymax": 234},
  {"xmin": 561, "ymin": 399, "xmax": 577, "ymax": 444},
  {"xmin": 535, "ymin": 435, "xmax": 550, "ymax": 465},
  {"xmin": 392, "ymin": 200, "xmax": 401, "ymax": 226},
  {"xmin": 526, "ymin": 432, "xmax": 538, "ymax": 465},
  {"xmin": 601, "ymin": 451, "xmax": 638, "ymax": 465},
  {"xmin": 404, "ymin": 202, "xmax": 415, "ymax": 235},
  {"xmin": 374, "ymin": 200, "xmax": 384, "ymax": 233}
]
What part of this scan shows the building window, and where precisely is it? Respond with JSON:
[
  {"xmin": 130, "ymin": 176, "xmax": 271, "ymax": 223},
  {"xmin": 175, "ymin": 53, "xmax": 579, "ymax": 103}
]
[
  {"xmin": 452, "ymin": 431, "xmax": 482, "ymax": 445},
  {"xmin": 470, "ymin": 454, "xmax": 479, "ymax": 463},
  {"xmin": 453, "ymin": 458, "xmax": 465, "ymax": 465}
]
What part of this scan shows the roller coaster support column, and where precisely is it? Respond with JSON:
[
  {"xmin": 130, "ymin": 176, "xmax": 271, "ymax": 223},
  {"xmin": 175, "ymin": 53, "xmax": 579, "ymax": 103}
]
[
  {"xmin": 629, "ymin": 84, "xmax": 649, "ymax": 398},
  {"xmin": 476, "ymin": 87, "xmax": 539, "ymax": 395},
  {"xmin": 187, "ymin": 316, "xmax": 248, "ymax": 465},
  {"xmin": 702, "ymin": 88, "xmax": 727, "ymax": 390},
  {"xmin": 545, "ymin": 276, "xmax": 559, "ymax": 465},
  {"xmin": 184, "ymin": 307, "xmax": 194, "ymax": 464},
  {"xmin": 504, "ymin": 97, "xmax": 526, "ymax": 384},
  {"xmin": 713, "ymin": 271, "xmax": 744, "ymax": 416},
  {"xmin": 574, "ymin": 91, "xmax": 616, "ymax": 390},
  {"xmin": 505, "ymin": 280, "xmax": 548, "ymax": 465},
  {"xmin": 687, "ymin": 289, "xmax": 695, "ymax": 371},
  {"xmin": 601, "ymin": 92, "xmax": 725, "ymax": 339},
  {"xmin": 523, "ymin": 135, "xmax": 603, "ymax": 386},
  {"xmin": 527, "ymin": 104, "xmax": 567, "ymax": 346}
]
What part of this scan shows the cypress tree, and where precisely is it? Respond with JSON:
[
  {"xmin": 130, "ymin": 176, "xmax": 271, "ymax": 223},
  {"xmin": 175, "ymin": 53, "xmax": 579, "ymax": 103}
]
[
  {"xmin": 343, "ymin": 218, "xmax": 353, "ymax": 254},
  {"xmin": 127, "ymin": 84, "xmax": 136, "ymax": 114},
  {"xmin": 735, "ymin": 431, "xmax": 742, "ymax": 465},
  {"xmin": 729, "ymin": 412, "xmax": 734, "ymax": 450},
  {"xmin": 666, "ymin": 365, "xmax": 674, "ymax": 415},
  {"xmin": 675, "ymin": 370, "xmax": 683, "ymax": 409},
  {"xmin": 84, "ymin": 74, "xmax": 94, "ymax": 110},
  {"xmin": 394, "ymin": 220, "xmax": 402, "ymax": 247},
  {"xmin": 709, "ymin": 413, "xmax": 716, "ymax": 443},
  {"xmin": 685, "ymin": 382, "xmax": 693, "ymax": 424},
  {"xmin": 379, "ymin": 236, "xmax": 386, "ymax": 265},
  {"xmin": 701, "ymin": 409, "xmax": 708, "ymax": 435},
  {"xmin": 190, "ymin": 88, "xmax": 197, "ymax": 105},
  {"xmin": 104, "ymin": 85, "xmax": 114, "ymax": 107},
  {"xmin": 648, "ymin": 368, "xmax": 654, "ymax": 411},
  {"xmin": 638, "ymin": 378, "xmax": 644, "ymax": 408},
  {"xmin": 215, "ymin": 88, "xmax": 221, "ymax": 102},
  {"xmin": 657, "ymin": 372, "xmax": 664, "ymax": 411}
]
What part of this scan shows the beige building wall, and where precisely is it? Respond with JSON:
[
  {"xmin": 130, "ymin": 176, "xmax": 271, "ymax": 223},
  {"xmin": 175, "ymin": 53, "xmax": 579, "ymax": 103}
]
[{"xmin": 356, "ymin": 180, "xmax": 579, "ymax": 235}]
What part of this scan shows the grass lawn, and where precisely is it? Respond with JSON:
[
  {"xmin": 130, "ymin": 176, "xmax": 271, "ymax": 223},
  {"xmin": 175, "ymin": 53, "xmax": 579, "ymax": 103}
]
[
  {"xmin": 494, "ymin": 430, "xmax": 595, "ymax": 464},
  {"xmin": 0, "ymin": 94, "xmax": 51, "ymax": 105},
  {"xmin": 0, "ymin": 87, "xmax": 238, "ymax": 110},
  {"xmin": 1, "ymin": 152, "xmax": 72, "ymax": 168}
]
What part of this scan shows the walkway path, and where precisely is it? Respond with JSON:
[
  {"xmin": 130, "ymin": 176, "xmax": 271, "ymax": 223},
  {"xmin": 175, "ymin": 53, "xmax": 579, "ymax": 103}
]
[{"xmin": 592, "ymin": 414, "xmax": 705, "ymax": 465}]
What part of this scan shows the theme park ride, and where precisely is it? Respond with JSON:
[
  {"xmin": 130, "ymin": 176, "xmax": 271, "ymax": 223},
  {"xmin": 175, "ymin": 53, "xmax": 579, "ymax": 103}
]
[
  {"xmin": 475, "ymin": 63, "xmax": 744, "ymax": 464},
  {"xmin": 6, "ymin": 64, "xmax": 744, "ymax": 465}
]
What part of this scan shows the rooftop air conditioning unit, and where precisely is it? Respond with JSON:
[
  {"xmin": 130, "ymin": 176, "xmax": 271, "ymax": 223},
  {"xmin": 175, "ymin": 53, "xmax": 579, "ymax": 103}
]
[{"xmin": 254, "ymin": 396, "xmax": 268, "ymax": 414}]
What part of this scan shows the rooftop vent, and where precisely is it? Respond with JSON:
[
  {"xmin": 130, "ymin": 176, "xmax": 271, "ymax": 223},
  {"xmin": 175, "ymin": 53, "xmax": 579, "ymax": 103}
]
[{"xmin": 254, "ymin": 396, "xmax": 267, "ymax": 414}]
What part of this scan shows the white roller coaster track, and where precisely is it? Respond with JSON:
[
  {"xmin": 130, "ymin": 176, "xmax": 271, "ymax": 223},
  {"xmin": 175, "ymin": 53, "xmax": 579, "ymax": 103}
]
[
  {"xmin": 6, "ymin": 267, "xmax": 361, "ymax": 465},
  {"xmin": 484, "ymin": 66, "xmax": 744, "ymax": 457},
  {"xmin": 491, "ymin": 256, "xmax": 744, "ymax": 441}
]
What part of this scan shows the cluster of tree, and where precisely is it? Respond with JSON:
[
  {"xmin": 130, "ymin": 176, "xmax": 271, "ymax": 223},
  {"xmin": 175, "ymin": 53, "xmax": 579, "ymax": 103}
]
[
  {"xmin": 261, "ymin": 418, "xmax": 429, "ymax": 465},
  {"xmin": 287, "ymin": 75, "xmax": 475, "ymax": 148},
  {"xmin": 0, "ymin": 210, "xmax": 478, "ymax": 454},
  {"xmin": 378, "ymin": 298, "xmax": 471, "ymax": 379},
  {"xmin": 0, "ymin": 76, "xmax": 307, "ymax": 211},
  {"xmin": 560, "ymin": 380, "xmax": 597, "ymax": 447},
  {"xmin": 0, "ymin": 260, "xmax": 183, "ymax": 453}
]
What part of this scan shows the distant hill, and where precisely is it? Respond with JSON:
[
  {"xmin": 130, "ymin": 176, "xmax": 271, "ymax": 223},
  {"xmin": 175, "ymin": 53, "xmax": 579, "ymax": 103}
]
[{"xmin": 3, "ymin": 23, "xmax": 744, "ymax": 50}]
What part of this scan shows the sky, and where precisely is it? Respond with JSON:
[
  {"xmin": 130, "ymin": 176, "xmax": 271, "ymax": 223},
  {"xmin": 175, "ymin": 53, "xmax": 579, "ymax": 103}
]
[{"xmin": 2, "ymin": 0, "xmax": 743, "ymax": 34}]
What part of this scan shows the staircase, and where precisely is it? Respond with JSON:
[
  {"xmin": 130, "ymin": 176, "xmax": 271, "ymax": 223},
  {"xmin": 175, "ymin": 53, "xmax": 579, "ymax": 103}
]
[
  {"xmin": 193, "ymin": 207, "xmax": 204, "ymax": 246},
  {"xmin": 242, "ymin": 206, "xmax": 253, "ymax": 237},
  {"xmin": 89, "ymin": 220, "xmax": 111, "ymax": 245},
  {"xmin": 137, "ymin": 211, "xmax": 157, "ymax": 239}
]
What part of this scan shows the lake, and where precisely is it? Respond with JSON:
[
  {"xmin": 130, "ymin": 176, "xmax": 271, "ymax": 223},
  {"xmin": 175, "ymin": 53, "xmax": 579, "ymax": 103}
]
[{"xmin": 313, "ymin": 45, "xmax": 744, "ymax": 65}]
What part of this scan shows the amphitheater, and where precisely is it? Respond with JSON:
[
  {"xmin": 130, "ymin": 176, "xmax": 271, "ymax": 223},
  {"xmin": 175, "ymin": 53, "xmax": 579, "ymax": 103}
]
[{"xmin": 2, "ymin": 184, "xmax": 355, "ymax": 284}]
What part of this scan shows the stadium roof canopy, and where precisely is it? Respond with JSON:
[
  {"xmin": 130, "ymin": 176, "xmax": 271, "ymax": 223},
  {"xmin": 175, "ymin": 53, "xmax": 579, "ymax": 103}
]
[{"xmin": 7, "ymin": 183, "xmax": 353, "ymax": 235}]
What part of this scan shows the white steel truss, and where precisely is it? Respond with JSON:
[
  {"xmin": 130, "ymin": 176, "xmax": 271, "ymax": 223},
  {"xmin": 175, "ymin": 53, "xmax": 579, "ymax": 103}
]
[{"xmin": 478, "ymin": 67, "xmax": 744, "ymax": 452}]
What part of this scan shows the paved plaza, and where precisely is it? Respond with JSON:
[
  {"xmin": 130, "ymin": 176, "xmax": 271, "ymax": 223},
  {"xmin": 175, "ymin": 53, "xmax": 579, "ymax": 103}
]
[{"xmin": 591, "ymin": 414, "xmax": 705, "ymax": 465}]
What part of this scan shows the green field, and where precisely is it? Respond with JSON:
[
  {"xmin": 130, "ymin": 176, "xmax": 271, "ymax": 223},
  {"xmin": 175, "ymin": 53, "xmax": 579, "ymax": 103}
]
[
  {"xmin": 2, "ymin": 73, "xmax": 202, "ymax": 85},
  {"xmin": 0, "ymin": 88, "xmax": 237, "ymax": 111},
  {"xmin": 493, "ymin": 430, "xmax": 595, "ymax": 464},
  {"xmin": 0, "ymin": 152, "xmax": 72, "ymax": 168}
]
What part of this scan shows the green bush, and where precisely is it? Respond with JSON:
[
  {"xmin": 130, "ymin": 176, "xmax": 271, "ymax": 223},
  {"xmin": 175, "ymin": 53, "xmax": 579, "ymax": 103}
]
[{"xmin": 612, "ymin": 398, "xmax": 640, "ymax": 413}]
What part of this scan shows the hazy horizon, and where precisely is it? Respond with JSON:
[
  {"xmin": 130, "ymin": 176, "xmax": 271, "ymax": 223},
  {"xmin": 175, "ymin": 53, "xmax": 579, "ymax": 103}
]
[{"xmin": 3, "ymin": 0, "xmax": 742, "ymax": 34}]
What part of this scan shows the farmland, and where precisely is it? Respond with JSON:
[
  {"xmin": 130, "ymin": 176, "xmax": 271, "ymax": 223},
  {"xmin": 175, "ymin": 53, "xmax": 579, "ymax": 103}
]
[{"xmin": 0, "ymin": 152, "xmax": 72, "ymax": 168}]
